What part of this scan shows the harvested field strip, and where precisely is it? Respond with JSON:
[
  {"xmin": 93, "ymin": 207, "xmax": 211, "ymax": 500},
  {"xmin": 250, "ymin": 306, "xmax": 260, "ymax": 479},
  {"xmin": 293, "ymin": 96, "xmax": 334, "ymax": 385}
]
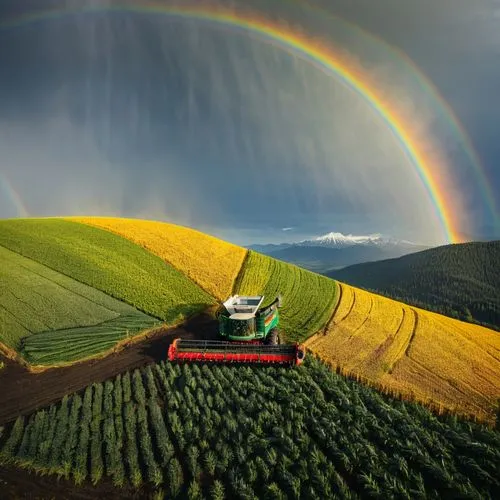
[
  {"xmin": 0, "ymin": 219, "xmax": 214, "ymax": 324},
  {"xmin": 335, "ymin": 288, "xmax": 372, "ymax": 336},
  {"xmin": 235, "ymin": 251, "xmax": 339, "ymax": 342},
  {"xmin": 338, "ymin": 284, "xmax": 355, "ymax": 322},
  {"xmin": 74, "ymin": 217, "xmax": 247, "ymax": 301},
  {"xmin": 307, "ymin": 282, "xmax": 500, "ymax": 423},
  {"xmin": 0, "ymin": 357, "xmax": 499, "ymax": 498},
  {"xmin": 325, "ymin": 282, "xmax": 353, "ymax": 326},
  {"xmin": 352, "ymin": 295, "xmax": 374, "ymax": 335}
]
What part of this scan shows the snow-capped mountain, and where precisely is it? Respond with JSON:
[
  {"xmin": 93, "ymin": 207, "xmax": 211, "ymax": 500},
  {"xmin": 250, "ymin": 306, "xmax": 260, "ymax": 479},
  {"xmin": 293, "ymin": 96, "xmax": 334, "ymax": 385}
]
[
  {"xmin": 298, "ymin": 232, "xmax": 419, "ymax": 249},
  {"xmin": 248, "ymin": 231, "xmax": 429, "ymax": 273}
]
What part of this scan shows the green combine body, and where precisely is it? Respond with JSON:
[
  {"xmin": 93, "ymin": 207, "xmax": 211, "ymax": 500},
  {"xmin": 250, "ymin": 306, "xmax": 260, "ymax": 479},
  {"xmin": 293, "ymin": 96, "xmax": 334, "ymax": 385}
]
[
  {"xmin": 169, "ymin": 294, "xmax": 306, "ymax": 365},
  {"xmin": 218, "ymin": 295, "xmax": 282, "ymax": 344}
]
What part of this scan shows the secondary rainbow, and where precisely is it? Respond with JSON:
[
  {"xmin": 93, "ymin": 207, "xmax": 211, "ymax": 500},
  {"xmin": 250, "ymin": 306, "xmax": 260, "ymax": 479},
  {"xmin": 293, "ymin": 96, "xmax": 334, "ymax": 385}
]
[
  {"xmin": 1, "ymin": 2, "xmax": 463, "ymax": 242},
  {"xmin": 0, "ymin": 174, "xmax": 29, "ymax": 217}
]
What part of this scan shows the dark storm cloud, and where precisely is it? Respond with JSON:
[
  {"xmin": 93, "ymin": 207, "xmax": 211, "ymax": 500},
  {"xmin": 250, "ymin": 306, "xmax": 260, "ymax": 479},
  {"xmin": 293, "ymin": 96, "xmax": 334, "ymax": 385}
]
[{"xmin": 0, "ymin": 0, "xmax": 498, "ymax": 244}]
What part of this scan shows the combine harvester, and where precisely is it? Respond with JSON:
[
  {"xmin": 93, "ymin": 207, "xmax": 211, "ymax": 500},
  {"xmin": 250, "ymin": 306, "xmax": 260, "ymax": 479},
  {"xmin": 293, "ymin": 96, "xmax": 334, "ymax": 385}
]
[{"xmin": 168, "ymin": 295, "xmax": 306, "ymax": 366}]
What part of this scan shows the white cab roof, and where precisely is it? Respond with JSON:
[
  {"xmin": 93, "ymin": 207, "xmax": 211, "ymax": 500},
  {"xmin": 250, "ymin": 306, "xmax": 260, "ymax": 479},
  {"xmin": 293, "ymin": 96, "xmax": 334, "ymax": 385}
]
[{"xmin": 223, "ymin": 295, "xmax": 264, "ymax": 317}]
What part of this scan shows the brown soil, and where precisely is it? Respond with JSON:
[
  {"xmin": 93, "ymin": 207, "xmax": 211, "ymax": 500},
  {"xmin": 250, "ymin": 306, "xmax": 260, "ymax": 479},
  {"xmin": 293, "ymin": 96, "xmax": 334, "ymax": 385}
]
[
  {"xmin": 0, "ymin": 310, "xmax": 218, "ymax": 425},
  {"xmin": 0, "ymin": 463, "xmax": 156, "ymax": 500},
  {"xmin": 0, "ymin": 310, "xmax": 219, "ymax": 498}
]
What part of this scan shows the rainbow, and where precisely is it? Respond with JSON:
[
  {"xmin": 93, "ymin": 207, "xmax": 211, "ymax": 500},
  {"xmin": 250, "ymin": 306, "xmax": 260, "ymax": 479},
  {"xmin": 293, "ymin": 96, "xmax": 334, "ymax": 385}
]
[
  {"xmin": 1, "ymin": 2, "xmax": 467, "ymax": 242},
  {"xmin": 0, "ymin": 174, "xmax": 29, "ymax": 217},
  {"xmin": 293, "ymin": 0, "xmax": 498, "ymax": 225}
]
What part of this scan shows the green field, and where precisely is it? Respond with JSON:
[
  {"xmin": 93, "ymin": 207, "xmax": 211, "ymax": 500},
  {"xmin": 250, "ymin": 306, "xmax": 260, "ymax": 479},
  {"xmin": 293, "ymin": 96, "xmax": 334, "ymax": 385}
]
[
  {"xmin": 0, "ymin": 246, "xmax": 144, "ymax": 350},
  {"xmin": 235, "ymin": 251, "xmax": 339, "ymax": 342},
  {"xmin": 0, "ymin": 245, "xmax": 160, "ymax": 364},
  {"xmin": 1, "ymin": 357, "xmax": 498, "ymax": 498},
  {"xmin": 0, "ymin": 219, "xmax": 215, "ymax": 324}
]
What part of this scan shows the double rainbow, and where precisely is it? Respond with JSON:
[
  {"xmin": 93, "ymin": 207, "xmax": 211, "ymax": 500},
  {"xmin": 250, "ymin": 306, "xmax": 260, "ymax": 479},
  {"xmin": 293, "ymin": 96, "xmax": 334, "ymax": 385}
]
[{"xmin": 2, "ymin": 1, "xmax": 484, "ymax": 242}]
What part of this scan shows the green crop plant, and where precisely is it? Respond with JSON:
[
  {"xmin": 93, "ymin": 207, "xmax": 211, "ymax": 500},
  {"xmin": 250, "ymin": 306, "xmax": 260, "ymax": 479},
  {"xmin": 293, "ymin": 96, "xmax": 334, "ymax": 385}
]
[
  {"xmin": 123, "ymin": 402, "xmax": 142, "ymax": 488},
  {"xmin": 90, "ymin": 384, "xmax": 104, "ymax": 485},
  {"xmin": 1, "ymin": 357, "xmax": 498, "ymax": 497}
]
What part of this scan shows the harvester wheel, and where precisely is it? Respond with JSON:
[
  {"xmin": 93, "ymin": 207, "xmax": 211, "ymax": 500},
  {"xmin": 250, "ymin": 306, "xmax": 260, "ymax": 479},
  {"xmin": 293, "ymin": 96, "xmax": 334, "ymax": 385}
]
[
  {"xmin": 268, "ymin": 328, "xmax": 278, "ymax": 346},
  {"xmin": 273, "ymin": 329, "xmax": 282, "ymax": 345}
]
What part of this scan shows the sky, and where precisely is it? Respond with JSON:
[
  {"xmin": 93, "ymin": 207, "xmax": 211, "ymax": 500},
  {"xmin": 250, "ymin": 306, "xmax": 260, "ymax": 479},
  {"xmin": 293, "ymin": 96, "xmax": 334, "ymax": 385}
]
[{"xmin": 0, "ymin": 0, "xmax": 499, "ymax": 245}]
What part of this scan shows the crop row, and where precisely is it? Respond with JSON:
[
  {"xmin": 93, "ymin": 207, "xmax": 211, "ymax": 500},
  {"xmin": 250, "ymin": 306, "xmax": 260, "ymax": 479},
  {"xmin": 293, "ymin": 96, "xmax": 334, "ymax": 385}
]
[
  {"xmin": 1, "ymin": 357, "xmax": 498, "ymax": 498},
  {"xmin": 21, "ymin": 314, "xmax": 160, "ymax": 365},
  {"xmin": 235, "ymin": 251, "xmax": 339, "ymax": 342}
]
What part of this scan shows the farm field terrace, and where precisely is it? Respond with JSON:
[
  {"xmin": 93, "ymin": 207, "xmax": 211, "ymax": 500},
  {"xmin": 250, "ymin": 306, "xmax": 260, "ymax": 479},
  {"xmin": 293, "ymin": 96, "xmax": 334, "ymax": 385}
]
[
  {"xmin": 306, "ymin": 282, "xmax": 500, "ymax": 423},
  {"xmin": 0, "ymin": 357, "xmax": 498, "ymax": 499},
  {"xmin": 21, "ymin": 314, "xmax": 160, "ymax": 365}
]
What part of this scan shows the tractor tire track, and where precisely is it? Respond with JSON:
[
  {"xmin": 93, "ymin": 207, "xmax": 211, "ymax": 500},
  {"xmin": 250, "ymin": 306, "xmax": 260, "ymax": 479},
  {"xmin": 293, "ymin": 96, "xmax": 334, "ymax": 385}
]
[{"xmin": 404, "ymin": 308, "xmax": 419, "ymax": 357}]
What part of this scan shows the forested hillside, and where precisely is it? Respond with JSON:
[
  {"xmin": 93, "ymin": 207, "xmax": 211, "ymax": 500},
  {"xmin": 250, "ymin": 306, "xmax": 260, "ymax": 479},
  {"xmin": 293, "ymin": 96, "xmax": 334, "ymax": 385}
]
[{"xmin": 327, "ymin": 241, "xmax": 500, "ymax": 329}]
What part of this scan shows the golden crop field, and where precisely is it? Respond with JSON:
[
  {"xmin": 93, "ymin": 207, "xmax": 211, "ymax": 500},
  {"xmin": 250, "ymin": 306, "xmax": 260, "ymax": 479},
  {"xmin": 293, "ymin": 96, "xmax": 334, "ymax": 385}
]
[
  {"xmin": 73, "ymin": 217, "xmax": 247, "ymax": 301},
  {"xmin": 306, "ymin": 282, "xmax": 500, "ymax": 423}
]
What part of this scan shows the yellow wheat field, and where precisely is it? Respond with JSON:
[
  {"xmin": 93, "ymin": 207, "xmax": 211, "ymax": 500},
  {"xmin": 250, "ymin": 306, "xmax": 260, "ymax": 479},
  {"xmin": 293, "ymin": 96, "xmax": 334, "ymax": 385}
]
[
  {"xmin": 73, "ymin": 217, "xmax": 247, "ymax": 300},
  {"xmin": 307, "ymin": 282, "xmax": 500, "ymax": 423}
]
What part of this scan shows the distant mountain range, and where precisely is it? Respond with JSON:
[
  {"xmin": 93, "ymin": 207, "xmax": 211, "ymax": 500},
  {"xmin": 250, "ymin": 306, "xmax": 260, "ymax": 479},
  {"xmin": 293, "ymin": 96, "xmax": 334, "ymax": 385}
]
[
  {"xmin": 327, "ymin": 241, "xmax": 500, "ymax": 329},
  {"xmin": 249, "ymin": 232, "xmax": 429, "ymax": 273}
]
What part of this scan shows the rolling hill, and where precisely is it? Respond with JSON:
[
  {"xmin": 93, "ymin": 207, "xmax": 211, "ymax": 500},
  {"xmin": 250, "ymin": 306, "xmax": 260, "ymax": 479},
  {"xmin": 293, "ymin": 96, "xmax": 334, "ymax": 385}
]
[
  {"xmin": 73, "ymin": 217, "xmax": 247, "ymax": 301},
  {"xmin": 327, "ymin": 241, "xmax": 500, "ymax": 329},
  {"xmin": 74, "ymin": 218, "xmax": 340, "ymax": 343},
  {"xmin": 0, "ymin": 217, "xmax": 499, "ymax": 497},
  {"xmin": 0, "ymin": 217, "xmax": 498, "ymax": 421}
]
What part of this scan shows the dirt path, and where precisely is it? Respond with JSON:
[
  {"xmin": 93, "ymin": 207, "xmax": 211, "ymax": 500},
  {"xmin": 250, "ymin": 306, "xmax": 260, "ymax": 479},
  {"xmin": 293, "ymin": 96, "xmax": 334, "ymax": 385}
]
[{"xmin": 0, "ymin": 311, "xmax": 218, "ymax": 425}]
